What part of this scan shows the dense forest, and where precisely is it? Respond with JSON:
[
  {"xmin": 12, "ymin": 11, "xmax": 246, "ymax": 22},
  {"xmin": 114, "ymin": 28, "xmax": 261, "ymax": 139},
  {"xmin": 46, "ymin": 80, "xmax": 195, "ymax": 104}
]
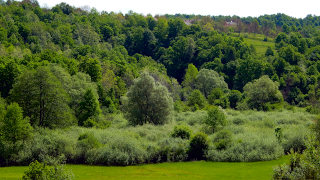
[{"xmin": 0, "ymin": 0, "xmax": 320, "ymax": 179}]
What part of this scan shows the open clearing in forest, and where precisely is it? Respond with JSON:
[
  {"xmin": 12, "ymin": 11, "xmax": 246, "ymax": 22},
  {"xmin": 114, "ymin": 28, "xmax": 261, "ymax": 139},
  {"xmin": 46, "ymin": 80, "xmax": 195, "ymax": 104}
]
[
  {"xmin": 0, "ymin": 156, "xmax": 288, "ymax": 180},
  {"xmin": 232, "ymin": 33, "xmax": 275, "ymax": 56}
]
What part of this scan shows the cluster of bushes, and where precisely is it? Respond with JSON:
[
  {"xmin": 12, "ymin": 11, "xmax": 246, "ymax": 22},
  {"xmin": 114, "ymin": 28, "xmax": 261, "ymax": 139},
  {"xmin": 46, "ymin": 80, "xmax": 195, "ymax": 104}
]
[
  {"xmin": 0, "ymin": 108, "xmax": 314, "ymax": 166},
  {"xmin": 273, "ymin": 117, "xmax": 320, "ymax": 179}
]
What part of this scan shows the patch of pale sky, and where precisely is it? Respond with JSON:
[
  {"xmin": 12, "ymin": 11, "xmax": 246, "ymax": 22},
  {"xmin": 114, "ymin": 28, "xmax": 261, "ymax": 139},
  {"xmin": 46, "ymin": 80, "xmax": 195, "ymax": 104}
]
[{"xmin": 37, "ymin": 0, "xmax": 320, "ymax": 18}]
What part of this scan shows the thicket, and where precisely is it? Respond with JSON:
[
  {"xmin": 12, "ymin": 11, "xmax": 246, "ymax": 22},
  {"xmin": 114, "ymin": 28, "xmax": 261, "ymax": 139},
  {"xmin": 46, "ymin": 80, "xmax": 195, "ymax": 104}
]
[{"xmin": 0, "ymin": 109, "xmax": 315, "ymax": 166}]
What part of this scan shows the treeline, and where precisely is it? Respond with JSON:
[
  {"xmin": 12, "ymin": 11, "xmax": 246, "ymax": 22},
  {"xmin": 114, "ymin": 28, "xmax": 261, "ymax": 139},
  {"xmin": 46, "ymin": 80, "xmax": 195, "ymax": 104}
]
[
  {"xmin": 0, "ymin": 0, "xmax": 320, "ymax": 169},
  {"xmin": 0, "ymin": 0, "xmax": 319, "ymax": 123},
  {"xmin": 166, "ymin": 13, "xmax": 320, "ymax": 37}
]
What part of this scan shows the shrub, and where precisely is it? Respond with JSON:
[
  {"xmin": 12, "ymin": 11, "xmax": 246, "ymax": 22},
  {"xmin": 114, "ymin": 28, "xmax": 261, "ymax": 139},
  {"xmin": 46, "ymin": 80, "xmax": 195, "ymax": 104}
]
[
  {"xmin": 213, "ymin": 130, "xmax": 233, "ymax": 150},
  {"xmin": 171, "ymin": 125, "xmax": 192, "ymax": 139},
  {"xmin": 315, "ymin": 116, "xmax": 320, "ymax": 142},
  {"xmin": 75, "ymin": 133, "xmax": 101, "ymax": 163},
  {"xmin": 204, "ymin": 106, "xmax": 227, "ymax": 133},
  {"xmin": 208, "ymin": 88, "xmax": 229, "ymax": 108},
  {"xmin": 25, "ymin": 129, "xmax": 76, "ymax": 165},
  {"xmin": 273, "ymin": 143, "xmax": 320, "ymax": 180},
  {"xmin": 207, "ymin": 135, "xmax": 283, "ymax": 162},
  {"xmin": 86, "ymin": 135, "xmax": 147, "ymax": 166},
  {"xmin": 156, "ymin": 138, "xmax": 188, "ymax": 162},
  {"xmin": 188, "ymin": 132, "xmax": 209, "ymax": 160},
  {"xmin": 228, "ymin": 90, "xmax": 242, "ymax": 109},
  {"xmin": 282, "ymin": 128, "xmax": 307, "ymax": 153},
  {"xmin": 22, "ymin": 160, "xmax": 73, "ymax": 180},
  {"xmin": 173, "ymin": 100, "xmax": 190, "ymax": 112},
  {"xmin": 187, "ymin": 89, "xmax": 206, "ymax": 111}
]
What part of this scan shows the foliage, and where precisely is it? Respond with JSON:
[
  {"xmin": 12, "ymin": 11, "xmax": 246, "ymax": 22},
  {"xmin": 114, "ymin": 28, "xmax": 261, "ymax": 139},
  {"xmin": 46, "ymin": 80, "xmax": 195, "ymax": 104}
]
[
  {"xmin": 194, "ymin": 69, "xmax": 228, "ymax": 97},
  {"xmin": 207, "ymin": 134, "xmax": 283, "ymax": 162},
  {"xmin": 10, "ymin": 66, "xmax": 75, "ymax": 128},
  {"xmin": 22, "ymin": 160, "xmax": 73, "ymax": 180},
  {"xmin": 0, "ymin": 103, "xmax": 33, "ymax": 142},
  {"xmin": 0, "ymin": 1, "xmax": 320, "ymax": 168},
  {"xmin": 204, "ymin": 106, "xmax": 227, "ymax": 133},
  {"xmin": 273, "ymin": 138, "xmax": 320, "ymax": 179},
  {"xmin": 124, "ymin": 73, "xmax": 173, "ymax": 125},
  {"xmin": 182, "ymin": 64, "xmax": 198, "ymax": 88},
  {"xmin": 187, "ymin": 89, "xmax": 206, "ymax": 111},
  {"xmin": 188, "ymin": 132, "xmax": 209, "ymax": 160},
  {"xmin": 208, "ymin": 88, "xmax": 230, "ymax": 108},
  {"xmin": 77, "ymin": 89, "xmax": 101, "ymax": 127},
  {"xmin": 213, "ymin": 130, "xmax": 233, "ymax": 150},
  {"xmin": 171, "ymin": 125, "xmax": 192, "ymax": 139},
  {"xmin": 228, "ymin": 90, "xmax": 242, "ymax": 109},
  {"xmin": 243, "ymin": 75, "xmax": 283, "ymax": 110}
]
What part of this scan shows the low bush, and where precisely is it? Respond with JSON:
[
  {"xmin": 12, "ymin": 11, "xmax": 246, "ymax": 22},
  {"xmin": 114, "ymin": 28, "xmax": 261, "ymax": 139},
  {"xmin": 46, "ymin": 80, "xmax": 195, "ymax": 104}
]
[
  {"xmin": 86, "ymin": 135, "xmax": 147, "ymax": 166},
  {"xmin": 282, "ymin": 127, "xmax": 308, "ymax": 153},
  {"xmin": 155, "ymin": 138, "xmax": 188, "ymax": 162},
  {"xmin": 171, "ymin": 125, "xmax": 192, "ymax": 139},
  {"xmin": 188, "ymin": 132, "xmax": 209, "ymax": 160},
  {"xmin": 207, "ymin": 135, "xmax": 283, "ymax": 162},
  {"xmin": 213, "ymin": 130, "xmax": 233, "ymax": 150},
  {"xmin": 75, "ymin": 133, "xmax": 101, "ymax": 163},
  {"xmin": 22, "ymin": 160, "xmax": 73, "ymax": 180}
]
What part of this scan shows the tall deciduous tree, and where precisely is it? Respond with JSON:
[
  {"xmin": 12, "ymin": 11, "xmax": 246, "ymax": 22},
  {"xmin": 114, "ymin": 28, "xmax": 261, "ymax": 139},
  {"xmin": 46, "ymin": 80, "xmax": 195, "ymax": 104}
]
[
  {"xmin": 243, "ymin": 75, "xmax": 283, "ymax": 110},
  {"xmin": 77, "ymin": 88, "xmax": 101, "ymax": 126},
  {"xmin": 79, "ymin": 57, "xmax": 102, "ymax": 82},
  {"xmin": 194, "ymin": 69, "xmax": 228, "ymax": 97},
  {"xmin": 10, "ymin": 66, "xmax": 75, "ymax": 128},
  {"xmin": 124, "ymin": 73, "xmax": 173, "ymax": 125},
  {"xmin": 0, "ymin": 60, "xmax": 20, "ymax": 98},
  {"xmin": 182, "ymin": 64, "xmax": 198, "ymax": 88}
]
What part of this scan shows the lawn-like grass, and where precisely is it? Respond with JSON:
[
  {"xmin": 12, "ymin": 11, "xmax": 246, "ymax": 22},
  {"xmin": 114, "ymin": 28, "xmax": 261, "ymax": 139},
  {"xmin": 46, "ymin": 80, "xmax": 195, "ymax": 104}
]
[
  {"xmin": 231, "ymin": 33, "xmax": 275, "ymax": 56},
  {"xmin": 0, "ymin": 156, "xmax": 288, "ymax": 180},
  {"xmin": 244, "ymin": 38, "xmax": 275, "ymax": 56}
]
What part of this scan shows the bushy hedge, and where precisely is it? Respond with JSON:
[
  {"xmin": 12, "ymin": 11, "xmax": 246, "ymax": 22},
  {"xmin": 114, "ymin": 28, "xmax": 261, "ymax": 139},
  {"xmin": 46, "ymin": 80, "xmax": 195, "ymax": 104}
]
[
  {"xmin": 207, "ymin": 135, "xmax": 283, "ymax": 162},
  {"xmin": 0, "ymin": 109, "xmax": 315, "ymax": 166}
]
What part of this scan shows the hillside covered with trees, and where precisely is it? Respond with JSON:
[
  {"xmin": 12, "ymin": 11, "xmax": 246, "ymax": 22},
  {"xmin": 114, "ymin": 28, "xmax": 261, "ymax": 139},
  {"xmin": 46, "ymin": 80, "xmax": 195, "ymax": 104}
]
[{"xmin": 0, "ymin": 0, "xmax": 320, "ymax": 179}]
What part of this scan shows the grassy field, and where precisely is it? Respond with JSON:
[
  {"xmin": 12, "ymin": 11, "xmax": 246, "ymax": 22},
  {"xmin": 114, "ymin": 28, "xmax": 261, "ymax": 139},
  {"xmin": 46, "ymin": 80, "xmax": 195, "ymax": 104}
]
[
  {"xmin": 0, "ymin": 156, "xmax": 288, "ymax": 180},
  {"xmin": 231, "ymin": 33, "xmax": 275, "ymax": 56}
]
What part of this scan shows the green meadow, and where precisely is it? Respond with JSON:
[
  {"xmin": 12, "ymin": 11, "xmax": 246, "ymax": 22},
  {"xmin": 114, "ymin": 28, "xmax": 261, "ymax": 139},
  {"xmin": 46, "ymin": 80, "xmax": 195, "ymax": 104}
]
[
  {"xmin": 232, "ymin": 33, "xmax": 275, "ymax": 56},
  {"xmin": 0, "ymin": 156, "xmax": 288, "ymax": 180}
]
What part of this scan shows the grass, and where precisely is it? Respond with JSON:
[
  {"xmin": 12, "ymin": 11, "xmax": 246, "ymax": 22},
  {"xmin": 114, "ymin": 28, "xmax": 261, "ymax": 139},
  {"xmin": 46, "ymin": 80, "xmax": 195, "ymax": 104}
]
[
  {"xmin": 231, "ymin": 33, "xmax": 275, "ymax": 56},
  {"xmin": 0, "ymin": 156, "xmax": 288, "ymax": 180}
]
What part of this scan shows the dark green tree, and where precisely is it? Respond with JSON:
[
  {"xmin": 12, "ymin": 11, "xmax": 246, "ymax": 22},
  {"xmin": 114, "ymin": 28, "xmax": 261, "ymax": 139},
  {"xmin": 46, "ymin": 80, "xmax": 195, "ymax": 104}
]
[
  {"xmin": 77, "ymin": 88, "xmax": 101, "ymax": 126},
  {"xmin": 10, "ymin": 66, "xmax": 75, "ymax": 128},
  {"xmin": 188, "ymin": 132, "xmax": 209, "ymax": 160},
  {"xmin": 79, "ymin": 58, "xmax": 102, "ymax": 82},
  {"xmin": 265, "ymin": 46, "xmax": 274, "ymax": 56},
  {"xmin": 228, "ymin": 90, "xmax": 242, "ymax": 109},
  {"xmin": 0, "ymin": 60, "xmax": 20, "ymax": 98}
]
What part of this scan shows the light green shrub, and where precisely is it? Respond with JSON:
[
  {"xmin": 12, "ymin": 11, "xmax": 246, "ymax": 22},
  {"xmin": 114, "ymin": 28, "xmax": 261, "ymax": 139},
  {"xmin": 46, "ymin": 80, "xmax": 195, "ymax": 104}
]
[
  {"xmin": 213, "ymin": 130, "xmax": 233, "ymax": 150},
  {"xmin": 22, "ymin": 160, "xmax": 73, "ymax": 180}
]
